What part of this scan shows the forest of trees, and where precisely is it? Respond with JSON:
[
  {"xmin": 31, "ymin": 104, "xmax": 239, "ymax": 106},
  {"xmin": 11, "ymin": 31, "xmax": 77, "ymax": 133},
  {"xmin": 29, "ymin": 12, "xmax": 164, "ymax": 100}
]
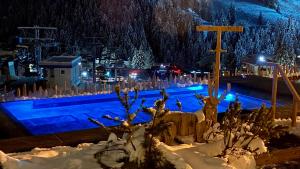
[{"xmin": 0, "ymin": 0, "xmax": 299, "ymax": 71}]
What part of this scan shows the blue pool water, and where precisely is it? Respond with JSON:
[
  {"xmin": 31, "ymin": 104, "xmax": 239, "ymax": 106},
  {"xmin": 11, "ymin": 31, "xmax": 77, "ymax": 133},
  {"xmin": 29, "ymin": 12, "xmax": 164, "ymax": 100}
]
[{"xmin": 0, "ymin": 85, "xmax": 272, "ymax": 135}]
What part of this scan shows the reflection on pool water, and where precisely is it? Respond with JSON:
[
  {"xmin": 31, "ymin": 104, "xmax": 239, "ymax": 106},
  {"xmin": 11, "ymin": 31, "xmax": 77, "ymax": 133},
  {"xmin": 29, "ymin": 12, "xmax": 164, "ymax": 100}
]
[
  {"xmin": 186, "ymin": 85, "xmax": 204, "ymax": 91},
  {"xmin": 0, "ymin": 85, "xmax": 271, "ymax": 135}
]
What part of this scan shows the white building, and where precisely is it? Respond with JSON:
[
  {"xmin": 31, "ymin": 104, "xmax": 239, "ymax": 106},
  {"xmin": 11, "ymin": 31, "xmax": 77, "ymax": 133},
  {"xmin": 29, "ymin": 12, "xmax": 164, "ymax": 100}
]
[{"xmin": 40, "ymin": 56, "xmax": 81, "ymax": 89}]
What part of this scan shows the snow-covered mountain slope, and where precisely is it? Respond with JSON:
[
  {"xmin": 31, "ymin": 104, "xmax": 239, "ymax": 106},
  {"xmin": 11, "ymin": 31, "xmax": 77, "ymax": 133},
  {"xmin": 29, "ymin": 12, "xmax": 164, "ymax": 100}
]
[{"xmin": 213, "ymin": 0, "xmax": 300, "ymax": 25}]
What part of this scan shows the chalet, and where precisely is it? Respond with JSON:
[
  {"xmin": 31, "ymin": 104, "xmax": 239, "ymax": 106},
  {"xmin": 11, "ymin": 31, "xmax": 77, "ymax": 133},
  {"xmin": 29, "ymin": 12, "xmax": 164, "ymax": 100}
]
[
  {"xmin": 242, "ymin": 54, "xmax": 273, "ymax": 77},
  {"xmin": 40, "ymin": 55, "xmax": 81, "ymax": 88}
]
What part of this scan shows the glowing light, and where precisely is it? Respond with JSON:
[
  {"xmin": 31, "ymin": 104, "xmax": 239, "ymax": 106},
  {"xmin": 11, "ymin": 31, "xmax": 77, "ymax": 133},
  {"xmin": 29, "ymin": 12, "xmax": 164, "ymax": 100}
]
[
  {"xmin": 187, "ymin": 85, "xmax": 204, "ymax": 91},
  {"xmin": 297, "ymin": 55, "xmax": 300, "ymax": 59},
  {"xmin": 129, "ymin": 72, "xmax": 138, "ymax": 79},
  {"xmin": 78, "ymin": 62, "xmax": 82, "ymax": 66},
  {"xmin": 81, "ymin": 71, "xmax": 88, "ymax": 78},
  {"xmin": 160, "ymin": 64, "xmax": 166, "ymax": 68},
  {"xmin": 191, "ymin": 71, "xmax": 201, "ymax": 74},
  {"xmin": 105, "ymin": 71, "xmax": 111, "ymax": 77},
  {"xmin": 225, "ymin": 93, "xmax": 235, "ymax": 101},
  {"xmin": 258, "ymin": 56, "xmax": 266, "ymax": 62}
]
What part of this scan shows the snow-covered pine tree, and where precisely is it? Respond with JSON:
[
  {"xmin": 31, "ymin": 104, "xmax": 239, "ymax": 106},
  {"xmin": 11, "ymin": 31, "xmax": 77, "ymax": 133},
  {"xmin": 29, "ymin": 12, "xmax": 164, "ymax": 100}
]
[
  {"xmin": 275, "ymin": 18, "xmax": 297, "ymax": 66},
  {"xmin": 131, "ymin": 45, "xmax": 153, "ymax": 69},
  {"xmin": 257, "ymin": 12, "xmax": 264, "ymax": 26}
]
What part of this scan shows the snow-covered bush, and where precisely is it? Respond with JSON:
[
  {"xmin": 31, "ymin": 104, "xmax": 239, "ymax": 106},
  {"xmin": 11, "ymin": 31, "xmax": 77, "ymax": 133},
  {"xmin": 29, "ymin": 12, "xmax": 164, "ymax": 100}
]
[
  {"xmin": 89, "ymin": 86, "xmax": 175, "ymax": 168},
  {"xmin": 143, "ymin": 89, "xmax": 174, "ymax": 149},
  {"xmin": 204, "ymin": 99, "xmax": 288, "ymax": 157},
  {"xmin": 195, "ymin": 77, "xmax": 228, "ymax": 124}
]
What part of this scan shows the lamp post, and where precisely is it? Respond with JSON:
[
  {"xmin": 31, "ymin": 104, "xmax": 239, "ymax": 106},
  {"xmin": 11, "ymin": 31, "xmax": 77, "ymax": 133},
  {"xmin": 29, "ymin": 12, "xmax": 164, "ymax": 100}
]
[{"xmin": 258, "ymin": 55, "xmax": 266, "ymax": 63}]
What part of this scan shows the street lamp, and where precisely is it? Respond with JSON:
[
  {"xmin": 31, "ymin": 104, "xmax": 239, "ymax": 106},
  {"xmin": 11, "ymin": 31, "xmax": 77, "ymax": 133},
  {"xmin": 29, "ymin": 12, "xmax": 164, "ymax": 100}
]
[{"xmin": 258, "ymin": 55, "xmax": 266, "ymax": 62}]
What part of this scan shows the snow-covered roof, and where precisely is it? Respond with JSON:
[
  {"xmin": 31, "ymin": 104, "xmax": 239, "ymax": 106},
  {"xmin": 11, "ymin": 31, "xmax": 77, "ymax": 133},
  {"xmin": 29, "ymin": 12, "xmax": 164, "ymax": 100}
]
[
  {"xmin": 242, "ymin": 54, "xmax": 273, "ymax": 65},
  {"xmin": 40, "ymin": 55, "xmax": 81, "ymax": 68}
]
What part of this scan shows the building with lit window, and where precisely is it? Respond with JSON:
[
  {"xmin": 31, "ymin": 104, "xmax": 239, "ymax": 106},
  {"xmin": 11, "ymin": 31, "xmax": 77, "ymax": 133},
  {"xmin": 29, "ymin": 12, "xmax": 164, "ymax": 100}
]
[{"xmin": 40, "ymin": 55, "xmax": 81, "ymax": 88}]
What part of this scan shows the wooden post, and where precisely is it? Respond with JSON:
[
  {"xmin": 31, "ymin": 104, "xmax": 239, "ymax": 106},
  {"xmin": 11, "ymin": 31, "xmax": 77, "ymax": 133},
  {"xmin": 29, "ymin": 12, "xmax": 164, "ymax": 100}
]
[
  {"xmin": 103, "ymin": 82, "xmax": 106, "ymax": 93},
  {"xmin": 44, "ymin": 89, "xmax": 48, "ymax": 97},
  {"xmin": 292, "ymin": 98, "xmax": 298, "ymax": 127},
  {"xmin": 214, "ymin": 30, "xmax": 222, "ymax": 96},
  {"xmin": 196, "ymin": 25, "xmax": 243, "ymax": 97},
  {"xmin": 39, "ymin": 86, "xmax": 43, "ymax": 97},
  {"xmin": 3, "ymin": 85, "xmax": 7, "ymax": 100},
  {"xmin": 33, "ymin": 83, "xmax": 36, "ymax": 94},
  {"xmin": 17, "ymin": 88, "xmax": 21, "ymax": 97},
  {"xmin": 64, "ymin": 81, "xmax": 67, "ymax": 94},
  {"xmin": 55, "ymin": 85, "xmax": 58, "ymax": 96},
  {"xmin": 169, "ymin": 73, "xmax": 173, "ymax": 86},
  {"xmin": 174, "ymin": 76, "xmax": 177, "ymax": 84},
  {"xmin": 271, "ymin": 67, "xmax": 278, "ymax": 120},
  {"xmin": 75, "ymin": 87, "xmax": 79, "ymax": 95},
  {"xmin": 23, "ymin": 84, "xmax": 27, "ymax": 97},
  {"xmin": 94, "ymin": 84, "xmax": 97, "ymax": 94}
]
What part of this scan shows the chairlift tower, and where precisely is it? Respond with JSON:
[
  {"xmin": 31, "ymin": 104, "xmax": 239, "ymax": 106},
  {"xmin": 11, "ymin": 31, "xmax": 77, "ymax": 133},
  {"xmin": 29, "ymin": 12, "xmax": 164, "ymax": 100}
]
[
  {"xmin": 17, "ymin": 26, "xmax": 57, "ymax": 75},
  {"xmin": 83, "ymin": 36, "xmax": 104, "ymax": 83}
]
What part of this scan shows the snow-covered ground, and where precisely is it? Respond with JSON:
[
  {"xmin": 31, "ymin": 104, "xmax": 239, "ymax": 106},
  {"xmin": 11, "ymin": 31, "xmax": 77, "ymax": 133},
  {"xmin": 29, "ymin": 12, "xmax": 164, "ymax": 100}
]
[
  {"xmin": 214, "ymin": 0, "xmax": 300, "ymax": 25},
  {"xmin": 159, "ymin": 141, "xmax": 256, "ymax": 169},
  {"xmin": 275, "ymin": 116, "xmax": 300, "ymax": 137},
  {"xmin": 1, "ymin": 117, "xmax": 299, "ymax": 169},
  {"xmin": 0, "ymin": 140, "xmax": 256, "ymax": 169}
]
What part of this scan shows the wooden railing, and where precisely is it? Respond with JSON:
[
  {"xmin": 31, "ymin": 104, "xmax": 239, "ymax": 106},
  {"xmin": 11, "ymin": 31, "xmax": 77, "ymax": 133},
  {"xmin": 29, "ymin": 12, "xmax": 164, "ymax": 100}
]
[{"xmin": 266, "ymin": 62, "xmax": 300, "ymax": 126}]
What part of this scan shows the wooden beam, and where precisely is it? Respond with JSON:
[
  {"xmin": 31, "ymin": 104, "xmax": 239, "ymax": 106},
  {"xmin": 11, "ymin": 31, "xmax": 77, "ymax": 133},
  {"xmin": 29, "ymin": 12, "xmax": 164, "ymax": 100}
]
[
  {"xmin": 277, "ymin": 65, "xmax": 300, "ymax": 101},
  {"xmin": 196, "ymin": 26, "xmax": 244, "ymax": 32},
  {"xmin": 196, "ymin": 25, "xmax": 243, "ymax": 98},
  {"xmin": 271, "ymin": 67, "xmax": 278, "ymax": 120},
  {"xmin": 292, "ymin": 98, "xmax": 298, "ymax": 127}
]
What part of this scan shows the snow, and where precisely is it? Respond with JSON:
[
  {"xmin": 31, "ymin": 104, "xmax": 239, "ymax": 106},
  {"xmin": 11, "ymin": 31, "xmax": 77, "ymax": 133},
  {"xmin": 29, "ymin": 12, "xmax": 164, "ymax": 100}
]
[
  {"xmin": 0, "ymin": 117, "xmax": 295, "ymax": 169},
  {"xmin": 194, "ymin": 110, "xmax": 205, "ymax": 123},
  {"xmin": 227, "ymin": 154, "xmax": 256, "ymax": 169},
  {"xmin": 0, "ymin": 143, "xmax": 102, "ymax": 169},
  {"xmin": 176, "ymin": 135, "xmax": 195, "ymax": 144},
  {"xmin": 157, "ymin": 141, "xmax": 256, "ymax": 169},
  {"xmin": 0, "ymin": 135, "xmax": 258, "ymax": 169},
  {"xmin": 278, "ymin": 0, "xmax": 300, "ymax": 20},
  {"xmin": 274, "ymin": 116, "xmax": 300, "ymax": 137},
  {"xmin": 214, "ymin": 0, "xmax": 300, "ymax": 25}
]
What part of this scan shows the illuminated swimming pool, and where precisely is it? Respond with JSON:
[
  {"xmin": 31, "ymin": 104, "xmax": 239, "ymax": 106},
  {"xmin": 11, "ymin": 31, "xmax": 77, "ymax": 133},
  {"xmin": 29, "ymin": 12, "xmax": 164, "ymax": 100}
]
[{"xmin": 0, "ymin": 85, "xmax": 272, "ymax": 135}]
